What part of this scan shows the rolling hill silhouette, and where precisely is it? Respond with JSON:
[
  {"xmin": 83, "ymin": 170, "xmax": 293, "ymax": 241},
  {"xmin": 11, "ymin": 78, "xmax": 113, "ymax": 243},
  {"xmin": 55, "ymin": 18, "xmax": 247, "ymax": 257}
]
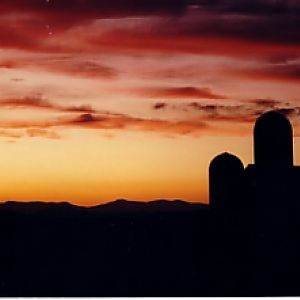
[
  {"xmin": 0, "ymin": 199, "xmax": 207, "ymax": 215},
  {"xmin": 0, "ymin": 198, "xmax": 213, "ymax": 297},
  {"xmin": 0, "ymin": 201, "xmax": 78, "ymax": 214}
]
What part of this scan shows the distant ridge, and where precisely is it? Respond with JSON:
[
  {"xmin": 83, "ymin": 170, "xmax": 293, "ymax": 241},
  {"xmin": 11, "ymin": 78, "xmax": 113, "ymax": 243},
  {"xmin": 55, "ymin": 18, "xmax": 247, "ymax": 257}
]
[
  {"xmin": 95, "ymin": 199, "xmax": 207, "ymax": 214},
  {"xmin": 0, "ymin": 199, "xmax": 207, "ymax": 215}
]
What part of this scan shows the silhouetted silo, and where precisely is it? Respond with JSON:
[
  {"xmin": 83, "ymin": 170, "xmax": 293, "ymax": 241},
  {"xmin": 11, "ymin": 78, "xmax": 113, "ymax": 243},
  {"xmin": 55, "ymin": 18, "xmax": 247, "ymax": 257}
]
[
  {"xmin": 254, "ymin": 111, "xmax": 293, "ymax": 169},
  {"xmin": 209, "ymin": 152, "xmax": 244, "ymax": 211}
]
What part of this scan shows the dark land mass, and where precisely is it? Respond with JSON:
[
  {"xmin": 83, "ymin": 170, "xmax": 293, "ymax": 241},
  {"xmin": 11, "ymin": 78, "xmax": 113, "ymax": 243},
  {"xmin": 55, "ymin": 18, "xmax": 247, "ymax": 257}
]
[{"xmin": 0, "ymin": 199, "xmax": 299, "ymax": 297}]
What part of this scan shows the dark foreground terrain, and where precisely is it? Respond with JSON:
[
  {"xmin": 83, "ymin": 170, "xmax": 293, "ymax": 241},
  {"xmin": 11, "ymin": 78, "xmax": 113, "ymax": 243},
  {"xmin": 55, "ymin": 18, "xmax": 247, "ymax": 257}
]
[{"xmin": 0, "ymin": 199, "xmax": 299, "ymax": 297}]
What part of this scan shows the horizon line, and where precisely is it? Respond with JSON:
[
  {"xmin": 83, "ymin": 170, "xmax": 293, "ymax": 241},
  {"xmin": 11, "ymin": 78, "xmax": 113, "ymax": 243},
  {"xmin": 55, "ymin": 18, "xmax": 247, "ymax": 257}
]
[{"xmin": 0, "ymin": 198, "xmax": 209, "ymax": 208}]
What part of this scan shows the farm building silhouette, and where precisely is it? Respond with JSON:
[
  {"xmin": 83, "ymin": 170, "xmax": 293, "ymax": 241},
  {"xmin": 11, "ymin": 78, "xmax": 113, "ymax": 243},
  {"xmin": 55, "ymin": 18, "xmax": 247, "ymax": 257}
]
[{"xmin": 209, "ymin": 110, "xmax": 300, "ymax": 215}]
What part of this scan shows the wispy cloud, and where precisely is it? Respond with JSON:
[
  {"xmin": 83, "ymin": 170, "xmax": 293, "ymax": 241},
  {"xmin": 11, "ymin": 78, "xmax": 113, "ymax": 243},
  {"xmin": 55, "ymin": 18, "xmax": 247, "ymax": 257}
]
[
  {"xmin": 0, "ymin": 56, "xmax": 118, "ymax": 79},
  {"xmin": 0, "ymin": 96, "xmax": 97, "ymax": 114},
  {"xmin": 0, "ymin": 128, "xmax": 60, "ymax": 140},
  {"xmin": 230, "ymin": 60, "xmax": 300, "ymax": 83},
  {"xmin": 138, "ymin": 86, "xmax": 227, "ymax": 99},
  {"xmin": 1, "ymin": 97, "xmax": 300, "ymax": 139},
  {"xmin": 62, "ymin": 113, "xmax": 209, "ymax": 136},
  {"xmin": 152, "ymin": 98, "xmax": 300, "ymax": 124}
]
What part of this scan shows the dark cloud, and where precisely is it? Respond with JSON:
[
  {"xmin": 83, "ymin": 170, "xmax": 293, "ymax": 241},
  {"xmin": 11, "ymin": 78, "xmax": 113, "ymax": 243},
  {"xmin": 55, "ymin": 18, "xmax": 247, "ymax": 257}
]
[
  {"xmin": 160, "ymin": 10, "xmax": 300, "ymax": 46},
  {"xmin": 248, "ymin": 99, "xmax": 282, "ymax": 108},
  {"xmin": 140, "ymin": 86, "xmax": 227, "ymax": 99},
  {"xmin": 118, "ymin": 1, "xmax": 300, "ymax": 54},
  {"xmin": 63, "ymin": 105, "xmax": 96, "ymax": 114},
  {"xmin": 153, "ymin": 102, "xmax": 168, "ymax": 110},
  {"xmin": 152, "ymin": 98, "xmax": 300, "ymax": 124},
  {"xmin": 73, "ymin": 113, "xmax": 98, "ymax": 123},
  {"xmin": 0, "ymin": 0, "xmax": 299, "ymax": 58},
  {"xmin": 3, "ymin": 0, "xmax": 297, "ymax": 18},
  {"xmin": 0, "ymin": 0, "xmax": 187, "ymax": 21},
  {"xmin": 195, "ymin": 0, "xmax": 300, "ymax": 14},
  {"xmin": 187, "ymin": 102, "xmax": 257, "ymax": 122},
  {"xmin": 275, "ymin": 108, "xmax": 300, "ymax": 117},
  {"xmin": 188, "ymin": 102, "xmax": 230, "ymax": 112}
]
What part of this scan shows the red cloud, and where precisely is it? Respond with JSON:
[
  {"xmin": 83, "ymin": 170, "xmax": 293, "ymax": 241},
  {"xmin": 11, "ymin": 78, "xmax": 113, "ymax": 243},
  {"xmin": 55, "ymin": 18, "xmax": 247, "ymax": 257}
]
[
  {"xmin": 0, "ymin": 111, "xmax": 209, "ymax": 137},
  {"xmin": 1, "ymin": 102, "xmax": 300, "ymax": 138},
  {"xmin": 85, "ymin": 23, "xmax": 300, "ymax": 59},
  {"xmin": 0, "ymin": 1, "xmax": 299, "ymax": 59},
  {"xmin": 66, "ymin": 113, "xmax": 209, "ymax": 136},
  {"xmin": 0, "ymin": 56, "xmax": 118, "ymax": 79},
  {"xmin": 229, "ymin": 63, "xmax": 300, "ymax": 83}
]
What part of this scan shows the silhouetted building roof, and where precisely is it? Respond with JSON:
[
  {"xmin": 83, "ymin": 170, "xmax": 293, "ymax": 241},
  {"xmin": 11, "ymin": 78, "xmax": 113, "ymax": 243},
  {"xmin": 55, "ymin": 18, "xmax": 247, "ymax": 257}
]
[
  {"xmin": 209, "ymin": 110, "xmax": 298, "ymax": 213},
  {"xmin": 254, "ymin": 111, "xmax": 293, "ymax": 169},
  {"xmin": 209, "ymin": 152, "xmax": 244, "ymax": 211}
]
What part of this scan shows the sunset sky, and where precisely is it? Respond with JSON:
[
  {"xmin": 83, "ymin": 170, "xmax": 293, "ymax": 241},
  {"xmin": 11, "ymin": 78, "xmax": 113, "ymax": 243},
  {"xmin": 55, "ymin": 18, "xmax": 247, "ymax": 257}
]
[{"xmin": 0, "ymin": 0, "xmax": 300, "ymax": 205}]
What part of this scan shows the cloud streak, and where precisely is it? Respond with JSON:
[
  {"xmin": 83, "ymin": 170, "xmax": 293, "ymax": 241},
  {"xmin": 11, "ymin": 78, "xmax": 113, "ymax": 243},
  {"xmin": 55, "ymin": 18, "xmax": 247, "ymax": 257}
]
[
  {"xmin": 0, "ymin": 112, "xmax": 209, "ymax": 137},
  {"xmin": 0, "ymin": 96, "xmax": 97, "ymax": 114},
  {"xmin": 230, "ymin": 60, "xmax": 300, "ymax": 82},
  {"xmin": 0, "ymin": 128, "xmax": 60, "ymax": 140},
  {"xmin": 1, "ymin": 96, "xmax": 300, "ymax": 139},
  {"xmin": 138, "ymin": 86, "xmax": 227, "ymax": 99},
  {"xmin": 152, "ymin": 98, "xmax": 300, "ymax": 124},
  {"xmin": 0, "ymin": 56, "xmax": 118, "ymax": 79}
]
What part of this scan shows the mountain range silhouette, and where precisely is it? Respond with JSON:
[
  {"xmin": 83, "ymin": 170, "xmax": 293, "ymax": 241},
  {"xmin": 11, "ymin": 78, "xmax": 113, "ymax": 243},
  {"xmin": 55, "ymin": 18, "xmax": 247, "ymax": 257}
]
[
  {"xmin": 0, "ymin": 198, "xmax": 213, "ymax": 297},
  {"xmin": 0, "ymin": 199, "xmax": 207, "ymax": 215}
]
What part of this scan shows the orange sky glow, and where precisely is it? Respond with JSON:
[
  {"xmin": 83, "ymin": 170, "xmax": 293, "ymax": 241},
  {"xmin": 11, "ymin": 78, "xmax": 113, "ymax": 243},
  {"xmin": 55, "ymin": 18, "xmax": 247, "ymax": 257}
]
[{"xmin": 0, "ymin": 0, "xmax": 300, "ymax": 206}]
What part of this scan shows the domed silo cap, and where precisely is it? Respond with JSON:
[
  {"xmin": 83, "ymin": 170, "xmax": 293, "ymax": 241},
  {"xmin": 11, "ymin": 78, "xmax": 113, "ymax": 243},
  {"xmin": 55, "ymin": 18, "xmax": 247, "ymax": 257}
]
[{"xmin": 254, "ymin": 111, "xmax": 293, "ymax": 168}]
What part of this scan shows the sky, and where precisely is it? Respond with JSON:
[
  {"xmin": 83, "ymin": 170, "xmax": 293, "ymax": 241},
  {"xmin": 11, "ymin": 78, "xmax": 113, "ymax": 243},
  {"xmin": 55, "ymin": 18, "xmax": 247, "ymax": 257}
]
[{"xmin": 0, "ymin": 0, "xmax": 300, "ymax": 206}]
